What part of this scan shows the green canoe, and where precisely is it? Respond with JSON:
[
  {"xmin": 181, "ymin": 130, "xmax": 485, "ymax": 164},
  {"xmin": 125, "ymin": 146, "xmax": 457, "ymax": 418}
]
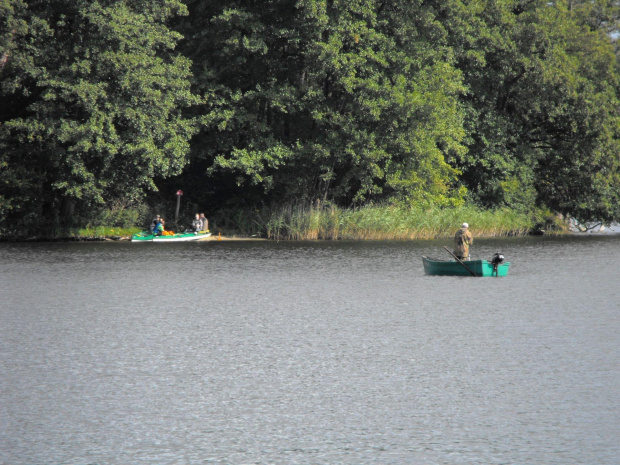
[
  {"xmin": 131, "ymin": 231, "xmax": 212, "ymax": 242},
  {"xmin": 422, "ymin": 255, "xmax": 510, "ymax": 277}
]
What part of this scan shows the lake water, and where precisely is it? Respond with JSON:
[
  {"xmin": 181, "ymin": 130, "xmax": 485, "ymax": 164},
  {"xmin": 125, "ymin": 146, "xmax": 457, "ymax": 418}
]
[{"xmin": 1, "ymin": 234, "xmax": 619, "ymax": 465}]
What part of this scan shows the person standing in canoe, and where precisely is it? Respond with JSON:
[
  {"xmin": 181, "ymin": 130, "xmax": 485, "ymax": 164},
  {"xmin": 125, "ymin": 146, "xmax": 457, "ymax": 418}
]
[{"xmin": 454, "ymin": 222, "xmax": 473, "ymax": 260}]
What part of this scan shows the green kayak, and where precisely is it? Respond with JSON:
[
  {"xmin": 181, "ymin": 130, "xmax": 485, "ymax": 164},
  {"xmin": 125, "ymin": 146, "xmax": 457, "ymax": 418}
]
[
  {"xmin": 422, "ymin": 255, "xmax": 510, "ymax": 277},
  {"xmin": 131, "ymin": 231, "xmax": 212, "ymax": 242}
]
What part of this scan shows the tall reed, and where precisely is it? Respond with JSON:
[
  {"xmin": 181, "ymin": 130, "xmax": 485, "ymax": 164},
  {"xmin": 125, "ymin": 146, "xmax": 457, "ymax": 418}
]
[{"xmin": 229, "ymin": 203, "xmax": 565, "ymax": 240}]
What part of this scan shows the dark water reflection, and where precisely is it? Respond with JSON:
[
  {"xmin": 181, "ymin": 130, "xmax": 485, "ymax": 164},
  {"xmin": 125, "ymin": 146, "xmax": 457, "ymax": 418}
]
[{"xmin": 1, "ymin": 235, "xmax": 619, "ymax": 464}]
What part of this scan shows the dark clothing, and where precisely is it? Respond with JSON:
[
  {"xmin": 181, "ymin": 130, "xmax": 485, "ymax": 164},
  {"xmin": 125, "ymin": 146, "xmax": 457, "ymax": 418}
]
[{"xmin": 152, "ymin": 222, "xmax": 164, "ymax": 236}]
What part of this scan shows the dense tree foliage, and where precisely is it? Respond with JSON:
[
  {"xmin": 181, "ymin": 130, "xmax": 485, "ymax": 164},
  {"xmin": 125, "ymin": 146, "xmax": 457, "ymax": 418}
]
[
  {"xmin": 451, "ymin": 0, "xmax": 620, "ymax": 223},
  {"xmin": 0, "ymin": 0, "xmax": 196, "ymax": 233},
  {"xmin": 176, "ymin": 0, "xmax": 468, "ymax": 208},
  {"xmin": 2, "ymin": 0, "xmax": 619, "ymax": 235}
]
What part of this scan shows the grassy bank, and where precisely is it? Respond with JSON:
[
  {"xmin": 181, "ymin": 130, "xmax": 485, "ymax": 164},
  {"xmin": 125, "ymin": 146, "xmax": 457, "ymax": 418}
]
[
  {"xmin": 75, "ymin": 226, "xmax": 142, "ymax": 240},
  {"xmin": 1, "ymin": 204, "xmax": 567, "ymax": 241},
  {"xmin": 0, "ymin": 226, "xmax": 143, "ymax": 242},
  {"xmin": 216, "ymin": 204, "xmax": 567, "ymax": 240}
]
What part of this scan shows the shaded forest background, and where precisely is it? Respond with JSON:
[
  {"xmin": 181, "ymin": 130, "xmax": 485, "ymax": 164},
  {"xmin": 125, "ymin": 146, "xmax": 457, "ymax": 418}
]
[{"xmin": 1, "ymin": 0, "xmax": 620, "ymax": 236}]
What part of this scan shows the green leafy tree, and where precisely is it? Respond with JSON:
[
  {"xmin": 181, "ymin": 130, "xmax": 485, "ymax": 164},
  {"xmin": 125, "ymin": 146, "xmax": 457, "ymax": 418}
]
[
  {"xmin": 527, "ymin": 2, "xmax": 620, "ymax": 223},
  {"xmin": 566, "ymin": 0, "xmax": 620, "ymax": 35},
  {"xmin": 180, "ymin": 0, "xmax": 467, "ymax": 208},
  {"xmin": 445, "ymin": 0, "xmax": 620, "ymax": 222},
  {"xmin": 0, "ymin": 0, "xmax": 197, "ymax": 234}
]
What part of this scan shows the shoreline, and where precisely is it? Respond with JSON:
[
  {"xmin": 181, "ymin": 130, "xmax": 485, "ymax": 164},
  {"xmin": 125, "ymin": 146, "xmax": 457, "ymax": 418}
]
[
  {"xmin": 5, "ymin": 223, "xmax": 620, "ymax": 243},
  {"xmin": 0, "ymin": 233, "xmax": 269, "ymax": 243},
  {"xmin": 1, "ymin": 206, "xmax": 580, "ymax": 242},
  {"xmin": 0, "ymin": 230, "xmax": 576, "ymax": 243}
]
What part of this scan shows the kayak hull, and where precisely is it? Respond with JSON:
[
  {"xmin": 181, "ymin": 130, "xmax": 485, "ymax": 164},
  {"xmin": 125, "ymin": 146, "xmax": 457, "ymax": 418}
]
[{"xmin": 131, "ymin": 231, "xmax": 211, "ymax": 242}]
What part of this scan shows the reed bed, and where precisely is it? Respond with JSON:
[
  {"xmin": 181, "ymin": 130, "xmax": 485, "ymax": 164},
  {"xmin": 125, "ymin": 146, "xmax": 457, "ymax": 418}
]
[
  {"xmin": 75, "ymin": 226, "xmax": 141, "ymax": 239},
  {"xmin": 228, "ymin": 203, "xmax": 565, "ymax": 240}
]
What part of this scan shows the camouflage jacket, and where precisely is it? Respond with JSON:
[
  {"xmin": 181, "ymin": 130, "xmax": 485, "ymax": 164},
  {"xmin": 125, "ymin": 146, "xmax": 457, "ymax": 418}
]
[{"xmin": 454, "ymin": 228, "xmax": 473, "ymax": 257}]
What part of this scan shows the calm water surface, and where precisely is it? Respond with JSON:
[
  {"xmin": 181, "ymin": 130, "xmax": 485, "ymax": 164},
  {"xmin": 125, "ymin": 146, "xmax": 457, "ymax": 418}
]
[{"xmin": 1, "ymin": 235, "xmax": 618, "ymax": 464}]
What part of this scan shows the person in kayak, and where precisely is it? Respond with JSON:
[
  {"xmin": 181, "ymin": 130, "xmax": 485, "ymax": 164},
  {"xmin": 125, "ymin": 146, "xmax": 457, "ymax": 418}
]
[
  {"xmin": 192, "ymin": 213, "xmax": 203, "ymax": 233},
  {"xmin": 152, "ymin": 218, "xmax": 164, "ymax": 236},
  {"xmin": 454, "ymin": 222, "xmax": 473, "ymax": 260},
  {"xmin": 149, "ymin": 214, "xmax": 161, "ymax": 232},
  {"xmin": 199, "ymin": 212, "xmax": 209, "ymax": 231}
]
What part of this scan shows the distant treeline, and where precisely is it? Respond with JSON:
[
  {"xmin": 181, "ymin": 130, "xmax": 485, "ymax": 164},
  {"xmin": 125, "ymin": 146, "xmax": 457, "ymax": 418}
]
[{"xmin": 1, "ymin": 0, "xmax": 619, "ymax": 237}]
